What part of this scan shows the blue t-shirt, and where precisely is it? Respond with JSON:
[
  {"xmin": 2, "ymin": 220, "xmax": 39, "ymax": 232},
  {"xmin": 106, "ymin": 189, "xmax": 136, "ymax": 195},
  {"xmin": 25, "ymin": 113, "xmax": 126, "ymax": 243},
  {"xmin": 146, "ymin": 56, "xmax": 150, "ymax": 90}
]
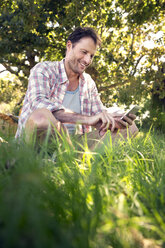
[{"xmin": 62, "ymin": 86, "xmax": 80, "ymax": 134}]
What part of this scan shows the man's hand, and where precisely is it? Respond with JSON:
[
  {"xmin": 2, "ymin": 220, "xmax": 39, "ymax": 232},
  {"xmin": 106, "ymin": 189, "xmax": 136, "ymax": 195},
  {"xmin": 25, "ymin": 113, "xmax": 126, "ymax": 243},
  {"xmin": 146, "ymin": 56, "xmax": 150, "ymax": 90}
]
[
  {"xmin": 113, "ymin": 113, "xmax": 136, "ymax": 129},
  {"xmin": 93, "ymin": 112, "xmax": 137, "ymax": 137},
  {"xmin": 88, "ymin": 111, "xmax": 116, "ymax": 132}
]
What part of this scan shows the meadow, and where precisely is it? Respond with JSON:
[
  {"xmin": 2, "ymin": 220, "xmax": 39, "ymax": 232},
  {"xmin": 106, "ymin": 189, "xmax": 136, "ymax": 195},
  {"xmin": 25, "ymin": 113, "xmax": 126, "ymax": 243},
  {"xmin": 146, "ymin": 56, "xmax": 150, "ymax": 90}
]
[{"xmin": 0, "ymin": 128, "xmax": 165, "ymax": 248}]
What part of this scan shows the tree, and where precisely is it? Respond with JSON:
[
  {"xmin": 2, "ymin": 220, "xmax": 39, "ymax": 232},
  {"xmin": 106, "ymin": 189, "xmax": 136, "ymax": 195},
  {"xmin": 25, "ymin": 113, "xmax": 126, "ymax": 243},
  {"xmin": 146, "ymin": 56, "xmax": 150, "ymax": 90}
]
[
  {"xmin": 0, "ymin": 0, "xmax": 165, "ymax": 129},
  {"xmin": 0, "ymin": 0, "xmax": 72, "ymax": 86}
]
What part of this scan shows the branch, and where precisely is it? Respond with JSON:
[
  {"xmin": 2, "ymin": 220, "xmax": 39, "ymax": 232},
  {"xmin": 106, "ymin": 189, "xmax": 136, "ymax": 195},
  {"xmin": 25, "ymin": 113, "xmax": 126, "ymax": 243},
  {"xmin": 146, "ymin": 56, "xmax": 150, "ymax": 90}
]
[
  {"xmin": 2, "ymin": 63, "xmax": 19, "ymax": 77},
  {"xmin": 129, "ymin": 32, "xmax": 135, "ymax": 57},
  {"xmin": 0, "ymin": 69, "xmax": 7, "ymax": 74},
  {"xmin": 26, "ymin": 51, "xmax": 37, "ymax": 69},
  {"xmin": 130, "ymin": 55, "xmax": 145, "ymax": 76}
]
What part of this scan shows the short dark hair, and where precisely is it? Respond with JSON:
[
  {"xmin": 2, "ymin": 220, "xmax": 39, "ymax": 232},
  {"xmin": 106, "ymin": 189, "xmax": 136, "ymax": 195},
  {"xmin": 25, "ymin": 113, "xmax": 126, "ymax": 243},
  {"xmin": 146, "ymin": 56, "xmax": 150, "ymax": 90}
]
[{"xmin": 67, "ymin": 27, "xmax": 101, "ymax": 47}]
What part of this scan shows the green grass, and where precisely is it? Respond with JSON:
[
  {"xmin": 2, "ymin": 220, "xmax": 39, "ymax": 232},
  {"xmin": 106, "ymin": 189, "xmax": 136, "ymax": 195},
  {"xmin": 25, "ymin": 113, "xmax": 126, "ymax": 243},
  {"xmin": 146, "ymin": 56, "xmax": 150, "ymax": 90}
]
[{"xmin": 0, "ymin": 129, "xmax": 165, "ymax": 248}]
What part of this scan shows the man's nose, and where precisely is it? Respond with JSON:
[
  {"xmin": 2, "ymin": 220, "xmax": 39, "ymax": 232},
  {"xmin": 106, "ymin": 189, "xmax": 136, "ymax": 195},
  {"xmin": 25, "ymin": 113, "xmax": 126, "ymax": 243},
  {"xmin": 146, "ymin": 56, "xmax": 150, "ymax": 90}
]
[{"xmin": 84, "ymin": 54, "xmax": 92, "ymax": 65}]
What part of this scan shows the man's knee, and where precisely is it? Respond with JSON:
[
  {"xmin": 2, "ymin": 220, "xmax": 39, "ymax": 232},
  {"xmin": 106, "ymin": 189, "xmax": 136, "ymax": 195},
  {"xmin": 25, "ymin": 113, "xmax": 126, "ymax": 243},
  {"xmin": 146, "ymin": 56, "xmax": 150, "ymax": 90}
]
[
  {"xmin": 118, "ymin": 122, "xmax": 139, "ymax": 139},
  {"xmin": 129, "ymin": 122, "xmax": 139, "ymax": 137},
  {"xmin": 25, "ymin": 108, "xmax": 53, "ymax": 131}
]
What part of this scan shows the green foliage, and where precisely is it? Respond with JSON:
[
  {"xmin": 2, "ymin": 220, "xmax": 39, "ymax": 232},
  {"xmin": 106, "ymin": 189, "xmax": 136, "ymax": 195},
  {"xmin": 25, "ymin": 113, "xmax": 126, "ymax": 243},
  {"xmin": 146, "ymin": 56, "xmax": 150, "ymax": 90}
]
[
  {"xmin": 0, "ymin": 0, "xmax": 72, "ymax": 84},
  {"xmin": 0, "ymin": 77, "xmax": 24, "ymax": 114},
  {"xmin": 0, "ymin": 78, "xmax": 22, "ymax": 103},
  {"xmin": 0, "ymin": 131, "xmax": 165, "ymax": 247},
  {"xmin": 0, "ymin": 0, "xmax": 165, "ymax": 130}
]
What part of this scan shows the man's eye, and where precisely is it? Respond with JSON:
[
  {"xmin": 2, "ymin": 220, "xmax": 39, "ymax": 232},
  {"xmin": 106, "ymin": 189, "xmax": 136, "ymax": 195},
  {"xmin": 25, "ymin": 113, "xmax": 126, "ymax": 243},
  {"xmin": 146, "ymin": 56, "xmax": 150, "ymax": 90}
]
[{"xmin": 82, "ymin": 51, "xmax": 87, "ymax": 54}]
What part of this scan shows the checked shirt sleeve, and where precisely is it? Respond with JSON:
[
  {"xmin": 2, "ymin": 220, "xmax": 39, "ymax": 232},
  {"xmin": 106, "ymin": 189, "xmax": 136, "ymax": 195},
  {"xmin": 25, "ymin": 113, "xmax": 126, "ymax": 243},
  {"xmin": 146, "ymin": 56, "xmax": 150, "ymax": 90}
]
[{"xmin": 27, "ymin": 62, "xmax": 64, "ymax": 112}]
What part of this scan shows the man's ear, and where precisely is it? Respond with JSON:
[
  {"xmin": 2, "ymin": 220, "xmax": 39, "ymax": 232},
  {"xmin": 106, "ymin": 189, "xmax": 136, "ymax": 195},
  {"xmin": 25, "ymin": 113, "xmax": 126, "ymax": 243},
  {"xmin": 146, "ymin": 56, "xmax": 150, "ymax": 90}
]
[{"xmin": 66, "ymin": 40, "xmax": 72, "ymax": 52}]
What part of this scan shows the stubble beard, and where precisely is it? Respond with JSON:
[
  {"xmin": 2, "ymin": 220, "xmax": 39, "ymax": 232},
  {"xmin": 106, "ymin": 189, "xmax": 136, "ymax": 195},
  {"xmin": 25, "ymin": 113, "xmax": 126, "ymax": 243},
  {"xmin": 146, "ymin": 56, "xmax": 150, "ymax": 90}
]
[{"xmin": 68, "ymin": 58, "xmax": 87, "ymax": 75}]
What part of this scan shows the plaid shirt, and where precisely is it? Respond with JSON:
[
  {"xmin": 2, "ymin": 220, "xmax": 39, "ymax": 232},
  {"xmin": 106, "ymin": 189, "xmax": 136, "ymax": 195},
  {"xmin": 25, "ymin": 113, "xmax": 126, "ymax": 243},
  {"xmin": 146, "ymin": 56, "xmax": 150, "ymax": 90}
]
[{"xmin": 16, "ymin": 59, "xmax": 105, "ymax": 137}]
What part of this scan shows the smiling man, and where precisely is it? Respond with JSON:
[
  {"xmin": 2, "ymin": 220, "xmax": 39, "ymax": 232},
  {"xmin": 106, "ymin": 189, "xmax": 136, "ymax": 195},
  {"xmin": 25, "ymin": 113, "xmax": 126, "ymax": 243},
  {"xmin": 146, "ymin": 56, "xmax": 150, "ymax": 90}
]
[{"xmin": 15, "ymin": 27, "xmax": 138, "ymax": 148}]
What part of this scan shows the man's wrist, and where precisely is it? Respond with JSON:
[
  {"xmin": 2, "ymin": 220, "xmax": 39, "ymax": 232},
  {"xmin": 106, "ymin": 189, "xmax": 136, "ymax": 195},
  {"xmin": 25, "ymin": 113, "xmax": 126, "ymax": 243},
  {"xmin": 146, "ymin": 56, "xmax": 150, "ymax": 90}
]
[{"xmin": 86, "ymin": 115, "xmax": 94, "ymax": 126}]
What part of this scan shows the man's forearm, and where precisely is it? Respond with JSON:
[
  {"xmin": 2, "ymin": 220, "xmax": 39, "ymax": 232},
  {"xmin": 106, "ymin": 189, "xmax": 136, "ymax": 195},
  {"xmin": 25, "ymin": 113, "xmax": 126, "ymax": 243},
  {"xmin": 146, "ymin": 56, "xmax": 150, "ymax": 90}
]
[
  {"xmin": 53, "ymin": 110, "xmax": 91, "ymax": 126},
  {"xmin": 53, "ymin": 109, "xmax": 119, "ymax": 131}
]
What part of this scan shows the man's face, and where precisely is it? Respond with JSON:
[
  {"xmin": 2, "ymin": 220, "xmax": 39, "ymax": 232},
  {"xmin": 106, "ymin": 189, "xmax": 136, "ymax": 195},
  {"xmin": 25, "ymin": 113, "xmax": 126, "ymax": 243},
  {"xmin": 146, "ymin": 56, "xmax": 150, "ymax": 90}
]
[{"xmin": 65, "ymin": 37, "xmax": 97, "ymax": 75}]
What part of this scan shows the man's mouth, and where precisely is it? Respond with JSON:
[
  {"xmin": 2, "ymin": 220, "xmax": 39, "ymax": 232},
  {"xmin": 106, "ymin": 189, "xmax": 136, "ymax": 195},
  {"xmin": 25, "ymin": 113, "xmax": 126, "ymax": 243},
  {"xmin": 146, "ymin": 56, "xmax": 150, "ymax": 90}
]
[{"xmin": 79, "ymin": 62, "xmax": 86, "ymax": 69}]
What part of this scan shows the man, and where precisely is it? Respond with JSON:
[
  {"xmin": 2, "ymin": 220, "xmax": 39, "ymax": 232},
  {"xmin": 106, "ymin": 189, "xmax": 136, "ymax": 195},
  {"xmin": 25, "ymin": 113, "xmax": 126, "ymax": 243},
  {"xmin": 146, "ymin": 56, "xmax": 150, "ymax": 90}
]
[{"xmin": 15, "ymin": 27, "xmax": 138, "ymax": 149}]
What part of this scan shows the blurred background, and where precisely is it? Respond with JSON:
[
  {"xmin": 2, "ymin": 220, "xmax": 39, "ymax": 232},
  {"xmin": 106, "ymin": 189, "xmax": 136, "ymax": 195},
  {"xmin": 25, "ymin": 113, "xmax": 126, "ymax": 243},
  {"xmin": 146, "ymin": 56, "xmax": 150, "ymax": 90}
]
[{"xmin": 0, "ymin": 0, "xmax": 164, "ymax": 132}]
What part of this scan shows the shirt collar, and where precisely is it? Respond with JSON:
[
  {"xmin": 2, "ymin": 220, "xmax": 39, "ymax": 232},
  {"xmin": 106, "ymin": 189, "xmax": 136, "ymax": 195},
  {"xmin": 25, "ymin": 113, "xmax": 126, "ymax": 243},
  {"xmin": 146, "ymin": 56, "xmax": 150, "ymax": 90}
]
[
  {"xmin": 58, "ymin": 59, "xmax": 86, "ymax": 85},
  {"xmin": 58, "ymin": 59, "xmax": 68, "ymax": 84}
]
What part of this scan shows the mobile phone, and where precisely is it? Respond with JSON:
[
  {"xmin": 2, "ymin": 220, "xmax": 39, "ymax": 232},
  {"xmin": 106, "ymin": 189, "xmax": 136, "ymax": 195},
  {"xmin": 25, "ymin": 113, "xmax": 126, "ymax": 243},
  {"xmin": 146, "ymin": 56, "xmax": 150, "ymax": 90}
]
[{"xmin": 121, "ymin": 105, "xmax": 140, "ymax": 120}]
